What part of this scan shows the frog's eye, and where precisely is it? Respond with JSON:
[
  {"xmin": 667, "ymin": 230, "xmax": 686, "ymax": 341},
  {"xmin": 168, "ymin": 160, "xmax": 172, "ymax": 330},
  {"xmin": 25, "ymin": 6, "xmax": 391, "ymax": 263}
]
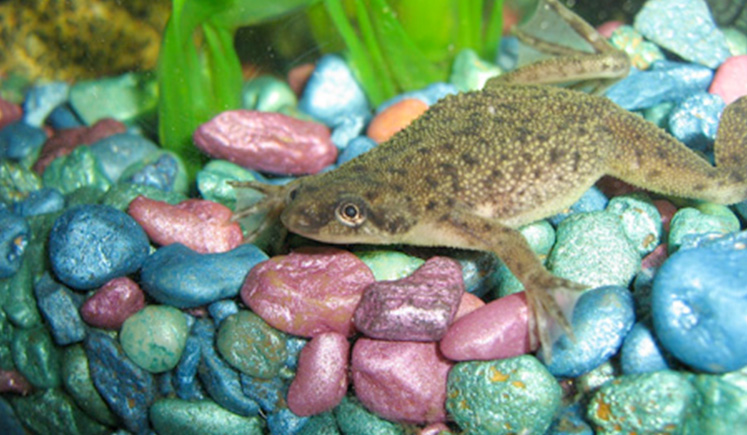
[
  {"xmin": 287, "ymin": 186, "xmax": 299, "ymax": 201},
  {"xmin": 335, "ymin": 201, "xmax": 366, "ymax": 227}
]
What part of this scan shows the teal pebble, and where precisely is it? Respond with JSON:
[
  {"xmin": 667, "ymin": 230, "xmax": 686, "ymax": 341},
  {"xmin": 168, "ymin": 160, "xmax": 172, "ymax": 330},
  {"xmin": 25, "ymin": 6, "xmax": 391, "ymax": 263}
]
[
  {"xmin": 120, "ymin": 305, "xmax": 189, "ymax": 373},
  {"xmin": 450, "ymin": 49, "xmax": 502, "ymax": 92},
  {"xmin": 1, "ymin": 256, "xmax": 42, "ymax": 328},
  {"xmin": 69, "ymin": 72, "xmax": 158, "ymax": 125},
  {"xmin": 575, "ymin": 361, "xmax": 618, "ymax": 397},
  {"xmin": 100, "ymin": 182, "xmax": 187, "ymax": 211},
  {"xmin": 150, "ymin": 398, "xmax": 264, "ymax": 435},
  {"xmin": 61, "ymin": 345, "xmax": 118, "ymax": 426},
  {"xmin": 242, "ymin": 75, "xmax": 298, "ymax": 112},
  {"xmin": 452, "ymin": 250, "xmax": 499, "ymax": 297},
  {"xmin": 494, "ymin": 220, "xmax": 556, "ymax": 297},
  {"xmin": 12, "ymin": 323, "xmax": 61, "ymax": 388},
  {"xmin": 643, "ymin": 101, "xmax": 675, "ymax": 128},
  {"xmin": 668, "ymin": 206, "xmax": 740, "ymax": 252},
  {"xmin": 609, "ymin": 25, "xmax": 665, "ymax": 70},
  {"xmin": 548, "ymin": 211, "xmax": 640, "ymax": 288},
  {"xmin": 354, "ymin": 250, "xmax": 424, "ymax": 281},
  {"xmin": 587, "ymin": 371, "xmax": 697, "ymax": 433},
  {"xmin": 197, "ymin": 159, "xmax": 257, "ymax": 209},
  {"xmin": 42, "ymin": 147, "xmax": 112, "ymax": 195},
  {"xmin": 0, "ymin": 160, "xmax": 42, "ymax": 203},
  {"xmin": 684, "ymin": 371, "xmax": 747, "ymax": 431},
  {"xmin": 446, "ymin": 356, "xmax": 562, "ymax": 434},
  {"xmin": 723, "ymin": 27, "xmax": 747, "ymax": 56},
  {"xmin": 63, "ymin": 186, "xmax": 107, "ymax": 208},
  {"xmin": 8, "ymin": 388, "xmax": 108, "ymax": 435},
  {"xmin": 119, "ymin": 150, "xmax": 189, "ymax": 194},
  {"xmin": 606, "ymin": 193, "xmax": 662, "ymax": 256},
  {"xmin": 297, "ymin": 411, "xmax": 340, "ymax": 435},
  {"xmin": 216, "ymin": 311, "xmax": 288, "ymax": 379},
  {"xmin": 0, "ymin": 310, "xmax": 15, "ymax": 370},
  {"xmin": 334, "ymin": 395, "xmax": 405, "ymax": 435}
]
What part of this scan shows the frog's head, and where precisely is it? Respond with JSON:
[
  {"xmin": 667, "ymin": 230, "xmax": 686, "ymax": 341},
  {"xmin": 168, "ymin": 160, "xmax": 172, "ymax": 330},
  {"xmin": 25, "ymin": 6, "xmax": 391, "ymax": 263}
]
[{"xmin": 280, "ymin": 173, "xmax": 417, "ymax": 245}]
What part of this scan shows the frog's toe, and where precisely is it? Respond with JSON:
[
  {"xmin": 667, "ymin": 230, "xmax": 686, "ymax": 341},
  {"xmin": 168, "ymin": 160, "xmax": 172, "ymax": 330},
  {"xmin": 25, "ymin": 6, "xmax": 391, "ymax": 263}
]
[{"xmin": 229, "ymin": 181, "xmax": 289, "ymax": 242}]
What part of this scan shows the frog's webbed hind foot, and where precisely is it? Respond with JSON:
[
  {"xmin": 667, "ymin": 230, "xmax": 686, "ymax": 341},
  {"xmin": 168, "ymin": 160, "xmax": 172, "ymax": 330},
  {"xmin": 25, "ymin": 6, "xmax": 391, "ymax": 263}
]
[{"xmin": 228, "ymin": 180, "xmax": 290, "ymax": 242}]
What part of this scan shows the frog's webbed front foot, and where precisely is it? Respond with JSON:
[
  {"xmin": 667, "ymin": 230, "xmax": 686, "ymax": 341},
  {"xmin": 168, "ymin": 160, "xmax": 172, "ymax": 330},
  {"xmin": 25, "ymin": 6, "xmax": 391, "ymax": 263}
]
[{"xmin": 229, "ymin": 180, "xmax": 292, "ymax": 242}]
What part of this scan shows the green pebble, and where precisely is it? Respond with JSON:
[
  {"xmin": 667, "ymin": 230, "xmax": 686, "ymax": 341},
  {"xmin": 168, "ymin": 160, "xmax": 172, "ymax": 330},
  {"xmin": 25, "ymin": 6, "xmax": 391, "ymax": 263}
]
[
  {"xmin": 493, "ymin": 220, "xmax": 556, "ymax": 298},
  {"xmin": 450, "ymin": 49, "xmax": 502, "ymax": 92},
  {"xmin": 150, "ymin": 398, "xmax": 264, "ymax": 435},
  {"xmin": 668, "ymin": 206, "xmax": 740, "ymax": 252},
  {"xmin": 643, "ymin": 101, "xmax": 675, "ymax": 129},
  {"xmin": 298, "ymin": 411, "xmax": 341, "ymax": 435},
  {"xmin": 334, "ymin": 395, "xmax": 405, "ymax": 435},
  {"xmin": 242, "ymin": 75, "xmax": 298, "ymax": 112},
  {"xmin": 69, "ymin": 72, "xmax": 158, "ymax": 125},
  {"xmin": 64, "ymin": 185, "xmax": 107, "ymax": 207},
  {"xmin": 217, "ymin": 310, "xmax": 288, "ymax": 379},
  {"xmin": 354, "ymin": 250, "xmax": 424, "ymax": 281},
  {"xmin": 9, "ymin": 388, "xmax": 109, "ymax": 435},
  {"xmin": 0, "ymin": 160, "xmax": 42, "ymax": 203},
  {"xmin": 0, "ymin": 310, "xmax": 15, "ymax": 370},
  {"xmin": 42, "ymin": 146, "xmax": 112, "ymax": 195},
  {"xmin": 548, "ymin": 211, "xmax": 640, "ymax": 288},
  {"xmin": 587, "ymin": 371, "xmax": 697, "ymax": 433},
  {"xmin": 119, "ymin": 305, "xmax": 189, "ymax": 373},
  {"xmin": 606, "ymin": 193, "xmax": 662, "ymax": 256},
  {"xmin": 119, "ymin": 150, "xmax": 189, "ymax": 194},
  {"xmin": 100, "ymin": 181, "xmax": 187, "ymax": 211},
  {"xmin": 447, "ymin": 355, "xmax": 562, "ymax": 435},
  {"xmin": 723, "ymin": 27, "xmax": 747, "ymax": 56},
  {"xmin": 12, "ymin": 323, "xmax": 61, "ymax": 388},
  {"xmin": 197, "ymin": 159, "xmax": 257, "ymax": 208},
  {"xmin": 684, "ymin": 370, "xmax": 747, "ymax": 432},
  {"xmin": 609, "ymin": 25, "xmax": 665, "ymax": 70},
  {"xmin": 2, "ymin": 256, "xmax": 42, "ymax": 328},
  {"xmin": 61, "ymin": 344, "xmax": 118, "ymax": 426}
]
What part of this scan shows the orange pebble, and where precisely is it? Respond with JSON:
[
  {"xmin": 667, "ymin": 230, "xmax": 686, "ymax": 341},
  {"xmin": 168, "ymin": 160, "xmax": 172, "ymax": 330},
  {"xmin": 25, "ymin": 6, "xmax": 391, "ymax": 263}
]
[{"xmin": 367, "ymin": 98, "xmax": 429, "ymax": 143}]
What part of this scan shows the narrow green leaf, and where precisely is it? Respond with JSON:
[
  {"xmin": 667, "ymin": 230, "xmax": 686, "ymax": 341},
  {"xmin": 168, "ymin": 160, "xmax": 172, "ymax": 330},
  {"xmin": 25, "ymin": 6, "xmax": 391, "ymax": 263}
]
[{"xmin": 483, "ymin": 0, "xmax": 505, "ymax": 59}]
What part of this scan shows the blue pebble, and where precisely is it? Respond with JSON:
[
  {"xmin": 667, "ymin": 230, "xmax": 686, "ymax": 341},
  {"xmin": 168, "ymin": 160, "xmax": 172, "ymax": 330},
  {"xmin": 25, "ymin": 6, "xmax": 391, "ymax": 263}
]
[
  {"xmin": 548, "ymin": 186, "xmax": 608, "ymax": 226},
  {"xmin": 122, "ymin": 153, "xmax": 179, "ymax": 191},
  {"xmin": 49, "ymin": 204, "xmax": 150, "ymax": 290},
  {"xmin": 173, "ymin": 333, "xmax": 206, "ymax": 401},
  {"xmin": 88, "ymin": 133, "xmax": 159, "ymax": 183},
  {"xmin": 158, "ymin": 371, "xmax": 177, "ymax": 397},
  {"xmin": 0, "ymin": 206, "xmax": 29, "ymax": 279},
  {"xmin": 547, "ymin": 403, "xmax": 593, "ymax": 435},
  {"xmin": 46, "ymin": 103, "xmax": 84, "ymax": 129},
  {"xmin": 668, "ymin": 92, "xmax": 725, "ymax": 155},
  {"xmin": 678, "ymin": 229, "xmax": 747, "ymax": 252},
  {"xmin": 337, "ymin": 136, "xmax": 377, "ymax": 165},
  {"xmin": 241, "ymin": 374, "xmax": 288, "ymax": 414},
  {"xmin": 22, "ymin": 81, "xmax": 70, "ymax": 127},
  {"xmin": 193, "ymin": 319, "xmax": 260, "ymax": 416},
  {"xmin": 12, "ymin": 187, "xmax": 65, "ymax": 217},
  {"xmin": 496, "ymin": 36, "xmax": 520, "ymax": 72},
  {"xmin": 284, "ymin": 336, "xmax": 308, "ymax": 372},
  {"xmin": 543, "ymin": 286, "xmax": 636, "ymax": 378},
  {"xmin": 298, "ymin": 54, "xmax": 371, "ymax": 128},
  {"xmin": 605, "ymin": 61, "xmax": 713, "ymax": 110},
  {"xmin": 267, "ymin": 408, "xmax": 309, "ymax": 435},
  {"xmin": 33, "ymin": 273, "xmax": 86, "ymax": 345},
  {"xmin": 208, "ymin": 299, "xmax": 239, "ymax": 326},
  {"xmin": 140, "ymin": 243, "xmax": 268, "ymax": 308},
  {"xmin": 0, "ymin": 397, "xmax": 24, "ymax": 435},
  {"xmin": 85, "ymin": 331, "xmax": 156, "ymax": 433},
  {"xmin": 620, "ymin": 322, "xmax": 671, "ymax": 375},
  {"xmin": 0, "ymin": 121, "xmax": 47, "ymax": 161},
  {"xmin": 331, "ymin": 115, "xmax": 366, "ymax": 149},
  {"xmin": 653, "ymin": 243, "xmax": 747, "ymax": 373},
  {"xmin": 377, "ymin": 82, "xmax": 458, "ymax": 113}
]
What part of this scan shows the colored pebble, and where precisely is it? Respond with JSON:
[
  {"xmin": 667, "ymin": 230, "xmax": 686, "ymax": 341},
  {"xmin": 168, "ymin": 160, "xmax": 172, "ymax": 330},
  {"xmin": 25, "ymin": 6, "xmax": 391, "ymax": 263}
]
[
  {"xmin": 723, "ymin": 27, "xmax": 747, "ymax": 56},
  {"xmin": 620, "ymin": 321, "xmax": 670, "ymax": 375},
  {"xmin": 79, "ymin": 277, "xmax": 145, "ymax": 330},
  {"xmin": 587, "ymin": 370, "xmax": 697, "ymax": 432},
  {"xmin": 287, "ymin": 332, "xmax": 349, "ymax": 416},
  {"xmin": 453, "ymin": 292, "xmax": 486, "ymax": 320},
  {"xmin": 69, "ymin": 72, "xmax": 158, "ymax": 125},
  {"xmin": 450, "ymin": 49, "xmax": 502, "ymax": 92},
  {"xmin": 634, "ymin": 0, "xmax": 730, "ymax": 69},
  {"xmin": 353, "ymin": 249, "xmax": 424, "ymax": 281},
  {"xmin": 376, "ymin": 82, "xmax": 458, "ymax": 113},
  {"xmin": 331, "ymin": 114, "xmax": 367, "ymax": 149},
  {"xmin": 709, "ymin": 55, "xmax": 747, "ymax": 104},
  {"xmin": 87, "ymin": 133, "xmax": 159, "ymax": 183},
  {"xmin": 689, "ymin": 371, "xmax": 747, "ymax": 431},
  {"xmin": 0, "ymin": 98, "xmax": 23, "ymax": 130},
  {"xmin": 605, "ymin": 193, "xmax": 662, "ymax": 256},
  {"xmin": 196, "ymin": 159, "xmax": 256, "ymax": 209},
  {"xmin": 547, "ymin": 403, "xmax": 593, "ymax": 435},
  {"xmin": 128, "ymin": 196, "xmax": 242, "ymax": 253},
  {"xmin": 120, "ymin": 151, "xmax": 187, "ymax": 193},
  {"xmin": 334, "ymin": 395, "xmax": 405, "ymax": 435},
  {"xmin": 0, "ymin": 206, "xmax": 29, "ymax": 278},
  {"xmin": 653, "ymin": 243, "xmax": 747, "ymax": 372},
  {"xmin": 548, "ymin": 186, "xmax": 608, "ymax": 226},
  {"xmin": 100, "ymin": 181, "xmax": 187, "ymax": 212},
  {"xmin": 1, "ymin": 255, "xmax": 42, "ymax": 328},
  {"xmin": 608, "ymin": 25, "xmax": 664, "ymax": 70},
  {"xmin": 119, "ymin": 305, "xmax": 189, "ymax": 373},
  {"xmin": 48, "ymin": 204, "xmax": 149, "ymax": 290},
  {"xmin": 11, "ymin": 324, "xmax": 61, "ymax": 388},
  {"xmin": 366, "ymin": 98, "xmax": 428, "ymax": 144},
  {"xmin": 216, "ymin": 310, "xmax": 288, "ymax": 379},
  {"xmin": 353, "ymin": 256, "xmax": 464, "ymax": 341},
  {"xmin": 446, "ymin": 356, "xmax": 562, "ymax": 434},
  {"xmin": 667, "ymin": 206, "xmax": 740, "ymax": 251},
  {"xmin": 298, "ymin": 54, "xmax": 371, "ymax": 128},
  {"xmin": 12, "ymin": 187, "xmax": 65, "ymax": 217},
  {"xmin": 337, "ymin": 136, "xmax": 377, "ymax": 166},
  {"xmin": 351, "ymin": 339, "xmax": 452, "ymax": 424},
  {"xmin": 242, "ymin": 75, "xmax": 298, "ymax": 112},
  {"xmin": 267, "ymin": 407, "xmax": 309, "ymax": 434},
  {"xmin": 22, "ymin": 81, "xmax": 69, "ymax": 127},
  {"xmin": 242, "ymin": 247, "xmax": 375, "ymax": 337},
  {"xmin": 8, "ymin": 388, "xmax": 108, "ymax": 435},
  {"xmin": 0, "ymin": 369, "xmax": 32, "ymax": 395},
  {"xmin": 668, "ymin": 92, "xmax": 725, "ymax": 154},
  {"xmin": 171, "ymin": 334, "xmax": 206, "ymax": 401},
  {"xmin": 207, "ymin": 299, "xmax": 239, "ymax": 326},
  {"xmin": 85, "ymin": 331, "xmax": 156, "ymax": 433},
  {"xmin": 542, "ymin": 286, "xmax": 635, "ymax": 378},
  {"xmin": 141, "ymin": 243, "xmax": 268, "ymax": 308},
  {"xmin": 46, "ymin": 102, "xmax": 83, "ymax": 129},
  {"xmin": 194, "ymin": 109, "xmax": 337, "ymax": 175},
  {"xmin": 240, "ymin": 374, "xmax": 287, "ymax": 414},
  {"xmin": 548, "ymin": 211, "xmax": 640, "ymax": 288},
  {"xmin": 150, "ymin": 398, "xmax": 264, "ymax": 435},
  {"xmin": 0, "ymin": 121, "xmax": 47, "ymax": 163},
  {"xmin": 61, "ymin": 345, "xmax": 118, "ymax": 426},
  {"xmin": 42, "ymin": 146, "xmax": 112, "ymax": 194},
  {"xmin": 34, "ymin": 273, "xmax": 86, "ymax": 345},
  {"xmin": 454, "ymin": 250, "xmax": 500, "ymax": 297},
  {"xmin": 0, "ymin": 160, "xmax": 42, "ymax": 204},
  {"xmin": 440, "ymin": 292, "xmax": 533, "ymax": 361}
]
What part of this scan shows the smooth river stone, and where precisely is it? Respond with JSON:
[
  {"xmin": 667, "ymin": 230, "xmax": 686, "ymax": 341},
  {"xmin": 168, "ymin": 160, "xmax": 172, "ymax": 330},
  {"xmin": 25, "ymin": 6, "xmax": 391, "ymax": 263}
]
[
  {"xmin": 216, "ymin": 310, "xmax": 288, "ymax": 379},
  {"xmin": 119, "ymin": 305, "xmax": 189, "ymax": 373},
  {"xmin": 241, "ymin": 247, "xmax": 375, "ymax": 337},
  {"xmin": 80, "ymin": 277, "xmax": 145, "ymax": 330}
]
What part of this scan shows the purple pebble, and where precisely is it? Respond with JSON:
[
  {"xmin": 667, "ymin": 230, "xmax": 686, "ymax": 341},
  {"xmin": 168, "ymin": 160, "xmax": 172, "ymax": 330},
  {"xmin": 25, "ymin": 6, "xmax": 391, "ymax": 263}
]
[
  {"xmin": 80, "ymin": 277, "xmax": 145, "ymax": 330},
  {"xmin": 287, "ymin": 332, "xmax": 349, "ymax": 416},
  {"xmin": 353, "ymin": 256, "xmax": 464, "ymax": 341}
]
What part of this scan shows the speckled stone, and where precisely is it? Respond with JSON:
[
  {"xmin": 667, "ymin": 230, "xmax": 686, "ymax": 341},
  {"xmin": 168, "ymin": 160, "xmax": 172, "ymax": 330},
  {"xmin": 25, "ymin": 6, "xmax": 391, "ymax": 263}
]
[
  {"xmin": 11, "ymin": 324, "xmax": 61, "ymax": 388},
  {"xmin": 46, "ymin": 102, "xmax": 83, "ymax": 129},
  {"xmin": 334, "ymin": 395, "xmax": 405, "ymax": 435},
  {"xmin": 337, "ymin": 136, "xmax": 377, "ymax": 166},
  {"xmin": 196, "ymin": 159, "xmax": 256, "ymax": 209},
  {"xmin": 453, "ymin": 250, "xmax": 500, "ymax": 297},
  {"xmin": 11, "ymin": 187, "xmax": 65, "ymax": 217},
  {"xmin": 0, "ymin": 396, "xmax": 24, "ymax": 435},
  {"xmin": 87, "ymin": 133, "xmax": 159, "ymax": 183},
  {"xmin": 208, "ymin": 299, "xmax": 239, "ymax": 326},
  {"xmin": 79, "ymin": 277, "xmax": 145, "ymax": 330},
  {"xmin": 450, "ymin": 49, "xmax": 502, "ymax": 92},
  {"xmin": 120, "ymin": 305, "xmax": 189, "ymax": 373},
  {"xmin": 548, "ymin": 211, "xmax": 640, "ymax": 288},
  {"xmin": 69, "ymin": 72, "xmax": 158, "ymax": 125},
  {"xmin": 119, "ymin": 151, "xmax": 188, "ymax": 194},
  {"xmin": 1, "ymin": 255, "xmax": 42, "ymax": 328},
  {"xmin": 548, "ymin": 187, "xmax": 608, "ymax": 227},
  {"xmin": 41, "ymin": 146, "xmax": 112, "ymax": 194},
  {"xmin": 33, "ymin": 273, "xmax": 86, "ymax": 345},
  {"xmin": 609, "ymin": 25, "xmax": 664, "ymax": 70},
  {"xmin": 150, "ymin": 398, "xmax": 264, "ymax": 435},
  {"xmin": 171, "ymin": 333, "xmax": 205, "ymax": 401},
  {"xmin": 240, "ymin": 374, "xmax": 288, "ymax": 414},
  {"xmin": 296, "ymin": 411, "xmax": 341, "ymax": 435},
  {"xmin": 216, "ymin": 310, "xmax": 288, "ymax": 379},
  {"xmin": 33, "ymin": 119, "xmax": 126, "ymax": 174},
  {"xmin": 100, "ymin": 181, "xmax": 187, "ymax": 212},
  {"xmin": 61, "ymin": 345, "xmax": 118, "ymax": 426},
  {"xmin": 447, "ymin": 356, "xmax": 562, "ymax": 434},
  {"xmin": 0, "ymin": 121, "xmax": 47, "ymax": 164},
  {"xmin": 605, "ymin": 193, "xmax": 662, "ymax": 256},
  {"xmin": 587, "ymin": 371, "xmax": 697, "ymax": 433},
  {"xmin": 242, "ymin": 75, "xmax": 297, "ymax": 112},
  {"xmin": 547, "ymin": 403, "xmax": 593, "ymax": 435},
  {"xmin": 668, "ymin": 92, "xmax": 725, "ymax": 154},
  {"xmin": 620, "ymin": 321, "xmax": 671, "ymax": 375},
  {"xmin": 354, "ymin": 249, "xmax": 425, "ymax": 281},
  {"xmin": 266, "ymin": 407, "xmax": 309, "ymax": 434},
  {"xmin": 685, "ymin": 370, "xmax": 747, "ymax": 431},
  {"xmin": 1, "ymin": 160, "xmax": 42, "ymax": 203},
  {"xmin": 0, "ymin": 205, "xmax": 29, "ymax": 279},
  {"xmin": 22, "ymin": 81, "xmax": 69, "ymax": 127},
  {"xmin": 8, "ymin": 388, "xmax": 108, "ymax": 435}
]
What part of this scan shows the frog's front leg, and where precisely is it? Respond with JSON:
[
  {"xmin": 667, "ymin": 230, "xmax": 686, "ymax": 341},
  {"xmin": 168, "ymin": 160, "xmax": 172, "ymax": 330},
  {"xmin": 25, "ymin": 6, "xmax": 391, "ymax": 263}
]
[{"xmin": 406, "ymin": 209, "xmax": 586, "ymax": 360}]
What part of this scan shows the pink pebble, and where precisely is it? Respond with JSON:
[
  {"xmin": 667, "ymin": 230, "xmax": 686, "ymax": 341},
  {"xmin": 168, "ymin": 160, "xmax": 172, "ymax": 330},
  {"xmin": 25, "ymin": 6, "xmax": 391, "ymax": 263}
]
[
  {"xmin": 0, "ymin": 369, "xmax": 32, "ymax": 395},
  {"xmin": 287, "ymin": 332, "xmax": 350, "ymax": 416},
  {"xmin": 0, "ymin": 97, "xmax": 23, "ymax": 130},
  {"xmin": 193, "ymin": 110, "xmax": 337, "ymax": 175},
  {"xmin": 241, "ymin": 247, "xmax": 375, "ymax": 337},
  {"xmin": 353, "ymin": 256, "xmax": 464, "ymax": 341},
  {"xmin": 653, "ymin": 199, "xmax": 677, "ymax": 232},
  {"xmin": 128, "ymin": 196, "xmax": 242, "ymax": 253},
  {"xmin": 453, "ymin": 292, "xmax": 486, "ymax": 321},
  {"xmin": 288, "ymin": 63, "xmax": 316, "ymax": 97},
  {"xmin": 596, "ymin": 20, "xmax": 624, "ymax": 39},
  {"xmin": 351, "ymin": 339, "xmax": 452, "ymax": 424},
  {"xmin": 80, "ymin": 277, "xmax": 145, "ymax": 330},
  {"xmin": 641, "ymin": 243, "xmax": 668, "ymax": 270},
  {"xmin": 440, "ymin": 292, "xmax": 536, "ymax": 361},
  {"xmin": 709, "ymin": 55, "xmax": 747, "ymax": 104}
]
